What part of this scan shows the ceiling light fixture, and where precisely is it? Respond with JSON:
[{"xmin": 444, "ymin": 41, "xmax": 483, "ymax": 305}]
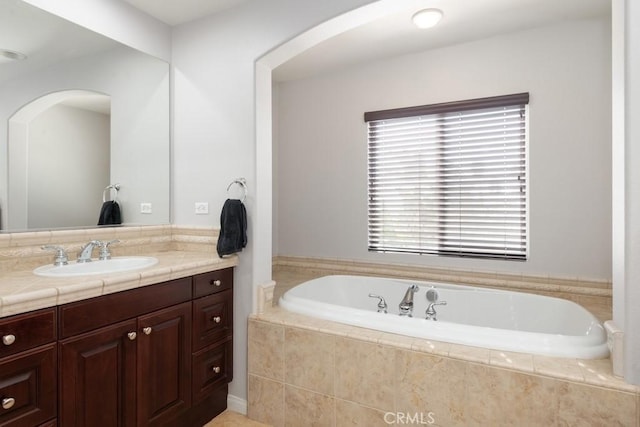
[
  {"xmin": 412, "ymin": 8, "xmax": 443, "ymax": 29},
  {"xmin": 0, "ymin": 49, "xmax": 27, "ymax": 63}
]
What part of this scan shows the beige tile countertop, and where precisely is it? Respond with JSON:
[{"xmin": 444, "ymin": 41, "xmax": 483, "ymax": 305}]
[{"xmin": 0, "ymin": 250, "xmax": 237, "ymax": 318}]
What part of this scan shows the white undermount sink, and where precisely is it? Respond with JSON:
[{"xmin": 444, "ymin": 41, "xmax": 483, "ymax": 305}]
[{"xmin": 33, "ymin": 256, "xmax": 158, "ymax": 277}]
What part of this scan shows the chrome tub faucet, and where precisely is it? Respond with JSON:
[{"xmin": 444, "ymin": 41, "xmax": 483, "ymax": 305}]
[{"xmin": 399, "ymin": 284, "xmax": 419, "ymax": 317}]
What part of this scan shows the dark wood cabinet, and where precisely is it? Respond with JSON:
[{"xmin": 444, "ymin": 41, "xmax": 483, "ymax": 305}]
[
  {"xmin": 0, "ymin": 344, "xmax": 57, "ymax": 427},
  {"xmin": 56, "ymin": 267, "xmax": 234, "ymax": 427},
  {"xmin": 59, "ymin": 319, "xmax": 137, "ymax": 427},
  {"xmin": 137, "ymin": 302, "xmax": 192, "ymax": 426},
  {"xmin": 0, "ymin": 309, "xmax": 56, "ymax": 359},
  {"xmin": 0, "ymin": 308, "xmax": 57, "ymax": 427},
  {"xmin": 192, "ymin": 290, "xmax": 233, "ymax": 351}
]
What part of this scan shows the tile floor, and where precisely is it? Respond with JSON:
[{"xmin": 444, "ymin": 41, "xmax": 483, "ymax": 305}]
[{"xmin": 204, "ymin": 410, "xmax": 270, "ymax": 426}]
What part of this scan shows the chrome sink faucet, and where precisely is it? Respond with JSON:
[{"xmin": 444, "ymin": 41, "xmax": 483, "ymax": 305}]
[
  {"xmin": 399, "ymin": 284, "xmax": 419, "ymax": 317},
  {"xmin": 98, "ymin": 240, "xmax": 119, "ymax": 260},
  {"xmin": 77, "ymin": 240, "xmax": 102, "ymax": 263},
  {"xmin": 42, "ymin": 245, "xmax": 69, "ymax": 266}
]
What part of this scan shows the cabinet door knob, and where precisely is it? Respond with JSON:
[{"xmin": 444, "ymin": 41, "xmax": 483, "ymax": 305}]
[
  {"xmin": 212, "ymin": 316, "xmax": 221, "ymax": 324},
  {"xmin": 2, "ymin": 334, "xmax": 15, "ymax": 346},
  {"xmin": 127, "ymin": 332, "xmax": 137, "ymax": 341},
  {"xmin": 210, "ymin": 279, "xmax": 221, "ymax": 287},
  {"xmin": 212, "ymin": 366, "xmax": 221, "ymax": 374},
  {"xmin": 143, "ymin": 327, "xmax": 152, "ymax": 335},
  {"xmin": 2, "ymin": 397, "xmax": 15, "ymax": 410}
]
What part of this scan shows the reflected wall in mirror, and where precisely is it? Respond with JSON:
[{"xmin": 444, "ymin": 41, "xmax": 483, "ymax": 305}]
[
  {"xmin": 9, "ymin": 90, "xmax": 111, "ymax": 229},
  {"xmin": 0, "ymin": 0, "xmax": 170, "ymax": 232}
]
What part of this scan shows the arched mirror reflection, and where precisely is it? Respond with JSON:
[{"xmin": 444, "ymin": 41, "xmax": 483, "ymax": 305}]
[{"xmin": 8, "ymin": 90, "xmax": 111, "ymax": 230}]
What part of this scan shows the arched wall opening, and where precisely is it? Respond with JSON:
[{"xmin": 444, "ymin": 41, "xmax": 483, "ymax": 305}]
[{"xmin": 253, "ymin": 0, "xmax": 638, "ymax": 386}]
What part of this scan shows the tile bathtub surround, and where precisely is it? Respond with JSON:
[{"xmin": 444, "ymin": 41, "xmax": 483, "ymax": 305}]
[{"xmin": 248, "ymin": 312, "xmax": 640, "ymax": 427}]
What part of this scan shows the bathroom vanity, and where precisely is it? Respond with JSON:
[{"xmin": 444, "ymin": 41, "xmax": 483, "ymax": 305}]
[{"xmin": 0, "ymin": 265, "xmax": 234, "ymax": 427}]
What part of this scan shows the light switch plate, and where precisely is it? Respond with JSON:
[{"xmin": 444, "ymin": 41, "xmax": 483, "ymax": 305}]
[
  {"xmin": 195, "ymin": 202, "xmax": 209, "ymax": 214},
  {"xmin": 140, "ymin": 203, "xmax": 152, "ymax": 214}
]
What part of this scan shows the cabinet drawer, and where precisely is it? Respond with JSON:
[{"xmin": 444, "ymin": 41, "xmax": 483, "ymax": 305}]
[
  {"xmin": 192, "ymin": 290, "xmax": 233, "ymax": 351},
  {"xmin": 193, "ymin": 268, "xmax": 233, "ymax": 298},
  {"xmin": 0, "ymin": 309, "xmax": 56, "ymax": 359},
  {"xmin": 0, "ymin": 344, "xmax": 57, "ymax": 427},
  {"xmin": 59, "ymin": 277, "xmax": 192, "ymax": 339},
  {"xmin": 192, "ymin": 339, "xmax": 233, "ymax": 404}
]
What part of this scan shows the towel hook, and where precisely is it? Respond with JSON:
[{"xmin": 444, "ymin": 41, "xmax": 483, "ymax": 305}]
[
  {"xmin": 103, "ymin": 183, "xmax": 120, "ymax": 203},
  {"xmin": 226, "ymin": 178, "xmax": 247, "ymax": 202}
]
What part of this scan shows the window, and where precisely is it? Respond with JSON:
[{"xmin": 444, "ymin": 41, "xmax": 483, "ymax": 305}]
[{"xmin": 365, "ymin": 93, "xmax": 529, "ymax": 260}]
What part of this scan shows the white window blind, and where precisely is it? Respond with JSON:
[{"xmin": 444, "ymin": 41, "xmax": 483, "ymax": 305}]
[{"xmin": 365, "ymin": 93, "xmax": 529, "ymax": 260}]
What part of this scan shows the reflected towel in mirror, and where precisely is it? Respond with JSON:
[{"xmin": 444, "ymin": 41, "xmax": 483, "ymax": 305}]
[{"xmin": 97, "ymin": 201, "xmax": 122, "ymax": 225}]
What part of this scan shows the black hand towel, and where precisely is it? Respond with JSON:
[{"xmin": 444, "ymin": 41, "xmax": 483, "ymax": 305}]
[
  {"xmin": 216, "ymin": 199, "xmax": 247, "ymax": 257},
  {"xmin": 97, "ymin": 201, "xmax": 122, "ymax": 226}
]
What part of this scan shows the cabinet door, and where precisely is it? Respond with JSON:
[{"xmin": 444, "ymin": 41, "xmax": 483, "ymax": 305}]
[
  {"xmin": 137, "ymin": 302, "xmax": 191, "ymax": 427},
  {"xmin": 0, "ymin": 344, "xmax": 56, "ymax": 427},
  {"xmin": 59, "ymin": 320, "xmax": 137, "ymax": 427}
]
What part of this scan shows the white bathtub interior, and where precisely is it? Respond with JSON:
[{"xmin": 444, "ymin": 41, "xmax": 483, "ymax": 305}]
[{"xmin": 279, "ymin": 275, "xmax": 609, "ymax": 359}]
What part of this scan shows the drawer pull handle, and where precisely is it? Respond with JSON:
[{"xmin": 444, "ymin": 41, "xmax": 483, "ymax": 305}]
[
  {"xmin": 212, "ymin": 316, "xmax": 222, "ymax": 324},
  {"xmin": 2, "ymin": 335, "xmax": 15, "ymax": 346},
  {"xmin": 210, "ymin": 279, "xmax": 222, "ymax": 287},
  {"xmin": 127, "ymin": 332, "xmax": 137, "ymax": 341},
  {"xmin": 212, "ymin": 366, "xmax": 221, "ymax": 374},
  {"xmin": 2, "ymin": 397, "xmax": 15, "ymax": 410},
  {"xmin": 143, "ymin": 327, "xmax": 152, "ymax": 335}
]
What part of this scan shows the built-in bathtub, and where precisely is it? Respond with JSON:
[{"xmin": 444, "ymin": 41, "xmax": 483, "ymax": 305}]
[{"xmin": 279, "ymin": 275, "xmax": 609, "ymax": 359}]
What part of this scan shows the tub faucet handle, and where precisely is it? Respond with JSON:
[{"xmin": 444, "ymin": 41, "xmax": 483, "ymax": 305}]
[
  {"xmin": 426, "ymin": 301, "xmax": 447, "ymax": 321},
  {"xmin": 368, "ymin": 294, "xmax": 388, "ymax": 314}
]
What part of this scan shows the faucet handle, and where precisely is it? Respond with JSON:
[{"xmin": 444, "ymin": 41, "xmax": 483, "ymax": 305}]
[
  {"xmin": 98, "ymin": 239, "xmax": 120, "ymax": 260},
  {"xmin": 425, "ymin": 301, "xmax": 447, "ymax": 321},
  {"xmin": 368, "ymin": 293, "xmax": 388, "ymax": 314},
  {"xmin": 42, "ymin": 245, "xmax": 69, "ymax": 266}
]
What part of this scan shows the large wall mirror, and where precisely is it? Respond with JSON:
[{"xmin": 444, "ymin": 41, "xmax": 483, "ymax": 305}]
[{"xmin": 0, "ymin": 0, "xmax": 170, "ymax": 232}]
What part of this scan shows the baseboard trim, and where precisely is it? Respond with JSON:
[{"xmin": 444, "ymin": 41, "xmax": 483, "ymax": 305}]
[{"xmin": 227, "ymin": 394, "xmax": 247, "ymax": 415}]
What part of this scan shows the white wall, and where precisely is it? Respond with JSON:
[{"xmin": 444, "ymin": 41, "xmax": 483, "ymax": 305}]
[
  {"xmin": 623, "ymin": 0, "xmax": 640, "ymax": 385},
  {"xmin": 21, "ymin": 0, "xmax": 171, "ymax": 61},
  {"xmin": 275, "ymin": 18, "xmax": 612, "ymax": 281},
  {"xmin": 171, "ymin": 0, "xmax": 380, "ymax": 403},
  {"xmin": 28, "ymin": 105, "xmax": 109, "ymax": 228}
]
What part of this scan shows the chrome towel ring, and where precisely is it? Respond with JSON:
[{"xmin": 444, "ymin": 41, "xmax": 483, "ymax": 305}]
[
  {"xmin": 103, "ymin": 183, "xmax": 120, "ymax": 203},
  {"xmin": 226, "ymin": 178, "xmax": 247, "ymax": 202}
]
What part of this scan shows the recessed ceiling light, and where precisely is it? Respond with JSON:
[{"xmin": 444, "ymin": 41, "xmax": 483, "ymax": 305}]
[
  {"xmin": 0, "ymin": 49, "xmax": 27, "ymax": 63},
  {"xmin": 412, "ymin": 8, "xmax": 443, "ymax": 29}
]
